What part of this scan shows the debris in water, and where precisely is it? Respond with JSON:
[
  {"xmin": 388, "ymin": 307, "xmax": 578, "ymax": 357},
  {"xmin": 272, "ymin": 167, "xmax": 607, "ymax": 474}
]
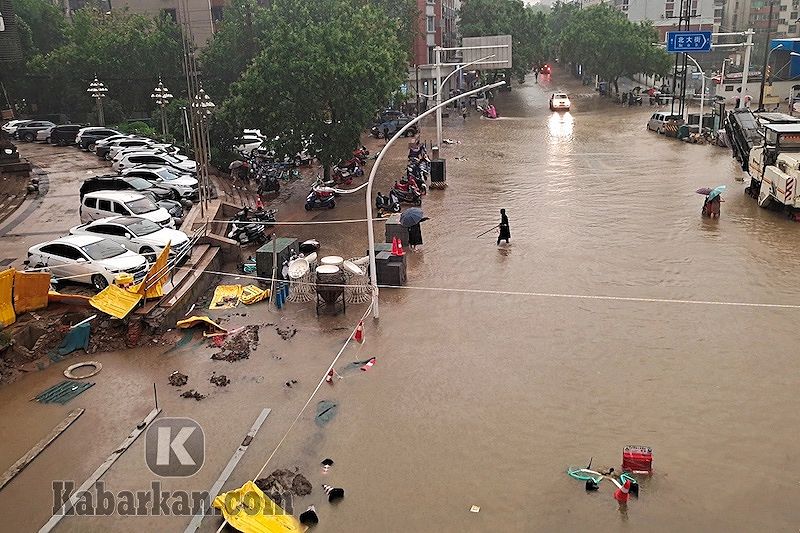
[
  {"xmin": 169, "ymin": 371, "xmax": 188, "ymax": 387},
  {"xmin": 255, "ymin": 469, "xmax": 313, "ymax": 503},
  {"xmin": 321, "ymin": 458, "xmax": 334, "ymax": 473},
  {"xmin": 180, "ymin": 389, "xmax": 206, "ymax": 401},
  {"xmin": 211, "ymin": 325, "xmax": 259, "ymax": 362},
  {"xmin": 285, "ymin": 379, "xmax": 298, "ymax": 388},
  {"xmin": 470, "ymin": 505, "xmax": 480, "ymax": 513},
  {"xmin": 275, "ymin": 326, "xmax": 297, "ymax": 340},
  {"xmin": 210, "ymin": 373, "xmax": 230, "ymax": 387}
]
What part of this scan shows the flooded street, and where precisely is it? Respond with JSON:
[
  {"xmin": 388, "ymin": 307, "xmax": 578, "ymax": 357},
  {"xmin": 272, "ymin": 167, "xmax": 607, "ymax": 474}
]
[{"xmin": 2, "ymin": 71, "xmax": 800, "ymax": 532}]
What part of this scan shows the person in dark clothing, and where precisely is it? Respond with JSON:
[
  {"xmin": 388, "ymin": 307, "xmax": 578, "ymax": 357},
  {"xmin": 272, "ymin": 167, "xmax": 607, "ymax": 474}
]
[
  {"xmin": 408, "ymin": 217, "xmax": 429, "ymax": 251},
  {"xmin": 383, "ymin": 126, "xmax": 390, "ymax": 143},
  {"xmin": 497, "ymin": 209, "xmax": 510, "ymax": 245}
]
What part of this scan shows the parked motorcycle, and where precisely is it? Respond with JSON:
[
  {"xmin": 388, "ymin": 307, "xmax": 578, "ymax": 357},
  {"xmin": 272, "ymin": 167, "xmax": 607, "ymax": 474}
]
[
  {"xmin": 227, "ymin": 207, "xmax": 275, "ymax": 246},
  {"xmin": 331, "ymin": 165, "xmax": 356, "ymax": 185},
  {"xmin": 305, "ymin": 187, "xmax": 336, "ymax": 210},
  {"xmin": 376, "ymin": 192, "xmax": 401, "ymax": 214},
  {"xmin": 352, "ymin": 145, "xmax": 370, "ymax": 165},
  {"xmin": 390, "ymin": 179, "xmax": 422, "ymax": 206}
]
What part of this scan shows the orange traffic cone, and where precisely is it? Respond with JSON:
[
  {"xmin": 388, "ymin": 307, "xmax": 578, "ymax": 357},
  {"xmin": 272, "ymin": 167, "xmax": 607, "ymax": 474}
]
[
  {"xmin": 354, "ymin": 320, "xmax": 364, "ymax": 343},
  {"xmin": 256, "ymin": 196, "xmax": 264, "ymax": 210},
  {"xmin": 360, "ymin": 357, "xmax": 376, "ymax": 371},
  {"xmin": 614, "ymin": 479, "xmax": 631, "ymax": 504},
  {"xmin": 395, "ymin": 239, "xmax": 405, "ymax": 256},
  {"xmin": 391, "ymin": 236, "xmax": 400, "ymax": 255}
]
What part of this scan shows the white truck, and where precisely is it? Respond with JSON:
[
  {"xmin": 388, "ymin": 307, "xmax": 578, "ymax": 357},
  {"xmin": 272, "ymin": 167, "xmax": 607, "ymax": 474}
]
[{"xmin": 746, "ymin": 123, "xmax": 800, "ymax": 213}]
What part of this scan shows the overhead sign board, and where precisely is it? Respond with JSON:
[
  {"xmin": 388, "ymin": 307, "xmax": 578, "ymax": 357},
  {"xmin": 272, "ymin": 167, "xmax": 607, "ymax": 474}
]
[
  {"xmin": 461, "ymin": 35, "xmax": 512, "ymax": 70},
  {"xmin": 666, "ymin": 31, "xmax": 712, "ymax": 53}
]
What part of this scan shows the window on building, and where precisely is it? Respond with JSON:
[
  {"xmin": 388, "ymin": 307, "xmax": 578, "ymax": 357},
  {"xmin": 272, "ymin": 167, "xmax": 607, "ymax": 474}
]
[
  {"xmin": 428, "ymin": 46, "xmax": 435, "ymax": 64},
  {"xmin": 666, "ymin": 10, "xmax": 673, "ymax": 17},
  {"xmin": 211, "ymin": 6, "xmax": 224, "ymax": 21},
  {"xmin": 161, "ymin": 8, "xmax": 177, "ymax": 23},
  {"xmin": 792, "ymin": 11, "xmax": 798, "ymax": 19},
  {"xmin": 780, "ymin": 4, "xmax": 788, "ymax": 10},
  {"xmin": 427, "ymin": 0, "xmax": 435, "ymax": 4},
  {"xmin": 427, "ymin": 16, "xmax": 435, "ymax": 33}
]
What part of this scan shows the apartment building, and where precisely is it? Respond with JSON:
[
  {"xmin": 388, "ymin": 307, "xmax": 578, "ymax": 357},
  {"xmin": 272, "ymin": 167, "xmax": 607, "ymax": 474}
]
[
  {"xmin": 410, "ymin": 0, "xmax": 460, "ymax": 108},
  {"xmin": 615, "ymin": 0, "xmax": 717, "ymax": 39}
]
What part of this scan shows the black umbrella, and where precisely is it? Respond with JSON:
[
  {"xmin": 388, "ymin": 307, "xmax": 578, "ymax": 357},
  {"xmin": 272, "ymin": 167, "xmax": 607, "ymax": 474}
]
[{"xmin": 400, "ymin": 207, "xmax": 426, "ymax": 227}]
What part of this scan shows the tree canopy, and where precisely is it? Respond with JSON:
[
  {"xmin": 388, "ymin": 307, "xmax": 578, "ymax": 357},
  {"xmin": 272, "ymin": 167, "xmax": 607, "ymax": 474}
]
[
  {"xmin": 458, "ymin": 0, "xmax": 549, "ymax": 82},
  {"xmin": 5, "ymin": 5, "xmax": 183, "ymax": 120},
  {"xmin": 556, "ymin": 4, "xmax": 670, "ymax": 93},
  {"xmin": 218, "ymin": 0, "xmax": 408, "ymax": 173}
]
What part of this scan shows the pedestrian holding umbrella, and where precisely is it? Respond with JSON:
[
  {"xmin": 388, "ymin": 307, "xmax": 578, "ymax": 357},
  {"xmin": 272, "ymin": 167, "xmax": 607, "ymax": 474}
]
[
  {"xmin": 697, "ymin": 185, "xmax": 725, "ymax": 218},
  {"xmin": 400, "ymin": 207, "xmax": 428, "ymax": 251}
]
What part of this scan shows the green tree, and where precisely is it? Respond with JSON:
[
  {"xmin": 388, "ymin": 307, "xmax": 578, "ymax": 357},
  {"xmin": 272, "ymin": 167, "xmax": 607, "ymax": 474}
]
[
  {"xmin": 558, "ymin": 4, "xmax": 669, "ymax": 94},
  {"xmin": 218, "ymin": 0, "xmax": 407, "ymax": 176},
  {"xmin": 459, "ymin": 0, "xmax": 549, "ymax": 82},
  {"xmin": 21, "ymin": 8, "xmax": 183, "ymax": 118},
  {"xmin": 368, "ymin": 0, "xmax": 418, "ymax": 59},
  {"xmin": 200, "ymin": 0, "xmax": 271, "ymax": 102},
  {"xmin": 11, "ymin": 0, "xmax": 67, "ymax": 59}
]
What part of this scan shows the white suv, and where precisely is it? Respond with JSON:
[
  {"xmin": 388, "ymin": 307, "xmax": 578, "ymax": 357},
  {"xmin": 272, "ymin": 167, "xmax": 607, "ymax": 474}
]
[
  {"xmin": 122, "ymin": 165, "xmax": 198, "ymax": 200},
  {"xmin": 112, "ymin": 151, "xmax": 197, "ymax": 173},
  {"xmin": 80, "ymin": 190, "xmax": 174, "ymax": 228}
]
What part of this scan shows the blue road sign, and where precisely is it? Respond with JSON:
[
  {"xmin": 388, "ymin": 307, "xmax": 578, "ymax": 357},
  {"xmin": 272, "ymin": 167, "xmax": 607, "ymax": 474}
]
[{"xmin": 666, "ymin": 31, "xmax": 712, "ymax": 53}]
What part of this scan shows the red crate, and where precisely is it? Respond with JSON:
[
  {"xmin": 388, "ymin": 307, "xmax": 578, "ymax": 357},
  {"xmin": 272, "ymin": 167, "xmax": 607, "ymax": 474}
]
[{"xmin": 622, "ymin": 445, "xmax": 652, "ymax": 474}]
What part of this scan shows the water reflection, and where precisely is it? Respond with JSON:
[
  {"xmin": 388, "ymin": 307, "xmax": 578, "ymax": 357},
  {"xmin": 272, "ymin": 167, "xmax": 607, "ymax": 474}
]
[{"xmin": 548, "ymin": 111, "xmax": 574, "ymax": 140}]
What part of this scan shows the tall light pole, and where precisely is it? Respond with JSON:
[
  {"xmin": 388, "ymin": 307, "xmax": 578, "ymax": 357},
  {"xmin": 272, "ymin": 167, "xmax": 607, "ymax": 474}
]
[
  {"xmin": 365, "ymin": 80, "xmax": 506, "ymax": 319},
  {"xmin": 191, "ymin": 86, "xmax": 214, "ymax": 213},
  {"xmin": 757, "ymin": 1, "xmax": 778, "ymax": 111},
  {"xmin": 87, "ymin": 75, "xmax": 108, "ymax": 126},
  {"xmin": 685, "ymin": 55, "xmax": 705, "ymax": 132},
  {"xmin": 151, "ymin": 77, "xmax": 173, "ymax": 137}
]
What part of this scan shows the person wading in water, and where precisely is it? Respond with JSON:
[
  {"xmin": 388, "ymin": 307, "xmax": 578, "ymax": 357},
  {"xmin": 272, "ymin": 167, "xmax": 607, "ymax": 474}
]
[{"xmin": 497, "ymin": 208, "xmax": 510, "ymax": 245}]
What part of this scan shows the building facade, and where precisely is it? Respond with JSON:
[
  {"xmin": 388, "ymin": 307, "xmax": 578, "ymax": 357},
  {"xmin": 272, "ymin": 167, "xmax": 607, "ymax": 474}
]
[
  {"xmin": 409, "ymin": 0, "xmax": 460, "ymax": 111},
  {"xmin": 111, "ymin": 0, "xmax": 232, "ymax": 44},
  {"xmin": 615, "ymin": 0, "xmax": 717, "ymax": 39}
]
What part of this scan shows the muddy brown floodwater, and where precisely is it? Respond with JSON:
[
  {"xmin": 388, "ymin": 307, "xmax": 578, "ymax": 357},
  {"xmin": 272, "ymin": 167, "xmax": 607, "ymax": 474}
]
[{"xmin": 2, "ymin": 72, "xmax": 800, "ymax": 532}]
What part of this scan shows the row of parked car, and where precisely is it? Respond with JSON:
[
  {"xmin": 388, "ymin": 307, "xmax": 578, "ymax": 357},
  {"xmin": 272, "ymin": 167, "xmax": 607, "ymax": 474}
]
[{"xmin": 3, "ymin": 119, "xmax": 198, "ymax": 292}]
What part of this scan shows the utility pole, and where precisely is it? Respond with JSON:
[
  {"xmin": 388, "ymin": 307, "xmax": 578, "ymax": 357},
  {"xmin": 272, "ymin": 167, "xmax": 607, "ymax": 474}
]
[
  {"xmin": 670, "ymin": 0, "xmax": 695, "ymax": 117},
  {"xmin": 757, "ymin": 0, "xmax": 776, "ymax": 111}
]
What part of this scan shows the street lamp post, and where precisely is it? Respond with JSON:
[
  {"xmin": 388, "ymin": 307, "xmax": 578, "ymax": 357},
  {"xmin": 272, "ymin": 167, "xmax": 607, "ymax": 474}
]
[
  {"xmin": 365, "ymin": 80, "xmax": 506, "ymax": 319},
  {"xmin": 87, "ymin": 75, "xmax": 108, "ymax": 126},
  {"xmin": 685, "ymin": 55, "xmax": 705, "ymax": 132},
  {"xmin": 191, "ymin": 87, "xmax": 215, "ymax": 214},
  {"xmin": 151, "ymin": 77, "xmax": 173, "ymax": 137},
  {"xmin": 758, "ymin": 43, "xmax": 783, "ymax": 111}
]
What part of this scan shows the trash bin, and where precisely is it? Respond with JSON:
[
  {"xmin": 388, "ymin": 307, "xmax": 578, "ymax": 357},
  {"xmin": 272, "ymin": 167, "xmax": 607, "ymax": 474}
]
[
  {"xmin": 677, "ymin": 124, "xmax": 690, "ymax": 139},
  {"xmin": 430, "ymin": 159, "xmax": 446, "ymax": 188}
]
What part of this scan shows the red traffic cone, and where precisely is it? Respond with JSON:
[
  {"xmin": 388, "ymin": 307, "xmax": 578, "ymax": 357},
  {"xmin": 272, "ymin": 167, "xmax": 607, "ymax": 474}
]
[
  {"xmin": 325, "ymin": 369, "xmax": 335, "ymax": 384},
  {"xmin": 360, "ymin": 357, "xmax": 376, "ymax": 371},
  {"xmin": 354, "ymin": 320, "xmax": 364, "ymax": 343},
  {"xmin": 396, "ymin": 239, "xmax": 405, "ymax": 256},
  {"xmin": 322, "ymin": 484, "xmax": 345, "ymax": 503},
  {"xmin": 614, "ymin": 479, "xmax": 631, "ymax": 504},
  {"xmin": 391, "ymin": 236, "xmax": 400, "ymax": 255},
  {"xmin": 256, "ymin": 195, "xmax": 264, "ymax": 210}
]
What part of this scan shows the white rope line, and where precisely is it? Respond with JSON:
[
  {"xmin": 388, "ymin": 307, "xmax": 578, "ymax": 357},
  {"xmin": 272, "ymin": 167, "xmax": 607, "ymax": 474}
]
[
  {"xmin": 205, "ymin": 217, "xmax": 387, "ymax": 225},
  {"xmin": 187, "ymin": 267, "xmax": 800, "ymax": 310},
  {"xmin": 214, "ymin": 304, "xmax": 372, "ymax": 533}
]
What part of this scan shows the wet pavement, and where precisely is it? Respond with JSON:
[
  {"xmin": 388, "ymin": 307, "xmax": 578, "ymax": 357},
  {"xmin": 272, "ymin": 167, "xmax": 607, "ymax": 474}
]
[{"xmin": 2, "ymin": 71, "xmax": 800, "ymax": 532}]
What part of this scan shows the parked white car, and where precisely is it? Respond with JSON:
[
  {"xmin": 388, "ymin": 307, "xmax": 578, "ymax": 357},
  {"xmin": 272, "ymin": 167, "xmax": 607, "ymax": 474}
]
[
  {"xmin": 1, "ymin": 120, "xmax": 31, "ymax": 135},
  {"xmin": 111, "ymin": 143, "xmax": 179, "ymax": 161},
  {"xmin": 112, "ymin": 151, "xmax": 197, "ymax": 173},
  {"xmin": 35, "ymin": 127, "xmax": 53, "ymax": 142},
  {"xmin": 26, "ymin": 235, "xmax": 148, "ymax": 291},
  {"xmin": 98, "ymin": 137, "xmax": 153, "ymax": 159},
  {"xmin": 80, "ymin": 190, "xmax": 174, "ymax": 228},
  {"xmin": 122, "ymin": 165, "xmax": 198, "ymax": 200},
  {"xmin": 69, "ymin": 216, "xmax": 191, "ymax": 263}
]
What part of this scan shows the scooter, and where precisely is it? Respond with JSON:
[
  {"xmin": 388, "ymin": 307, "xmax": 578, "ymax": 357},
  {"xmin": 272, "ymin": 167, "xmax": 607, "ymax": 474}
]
[
  {"xmin": 228, "ymin": 209, "xmax": 269, "ymax": 246},
  {"xmin": 305, "ymin": 187, "xmax": 336, "ymax": 210},
  {"xmin": 376, "ymin": 192, "xmax": 401, "ymax": 214},
  {"xmin": 332, "ymin": 165, "xmax": 356, "ymax": 185},
  {"xmin": 353, "ymin": 145, "xmax": 370, "ymax": 165},
  {"xmin": 390, "ymin": 179, "xmax": 422, "ymax": 206},
  {"xmin": 340, "ymin": 157, "xmax": 365, "ymax": 176}
]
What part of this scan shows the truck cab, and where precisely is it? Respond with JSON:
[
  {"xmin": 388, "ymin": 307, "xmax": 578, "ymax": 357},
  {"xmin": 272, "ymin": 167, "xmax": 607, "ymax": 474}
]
[{"xmin": 748, "ymin": 123, "xmax": 800, "ymax": 209}]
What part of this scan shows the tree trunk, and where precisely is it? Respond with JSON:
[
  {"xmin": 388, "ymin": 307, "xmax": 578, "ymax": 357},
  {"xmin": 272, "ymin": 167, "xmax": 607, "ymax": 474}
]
[
  {"xmin": 323, "ymin": 163, "xmax": 331, "ymax": 180},
  {"xmin": 613, "ymin": 78, "xmax": 619, "ymax": 96}
]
